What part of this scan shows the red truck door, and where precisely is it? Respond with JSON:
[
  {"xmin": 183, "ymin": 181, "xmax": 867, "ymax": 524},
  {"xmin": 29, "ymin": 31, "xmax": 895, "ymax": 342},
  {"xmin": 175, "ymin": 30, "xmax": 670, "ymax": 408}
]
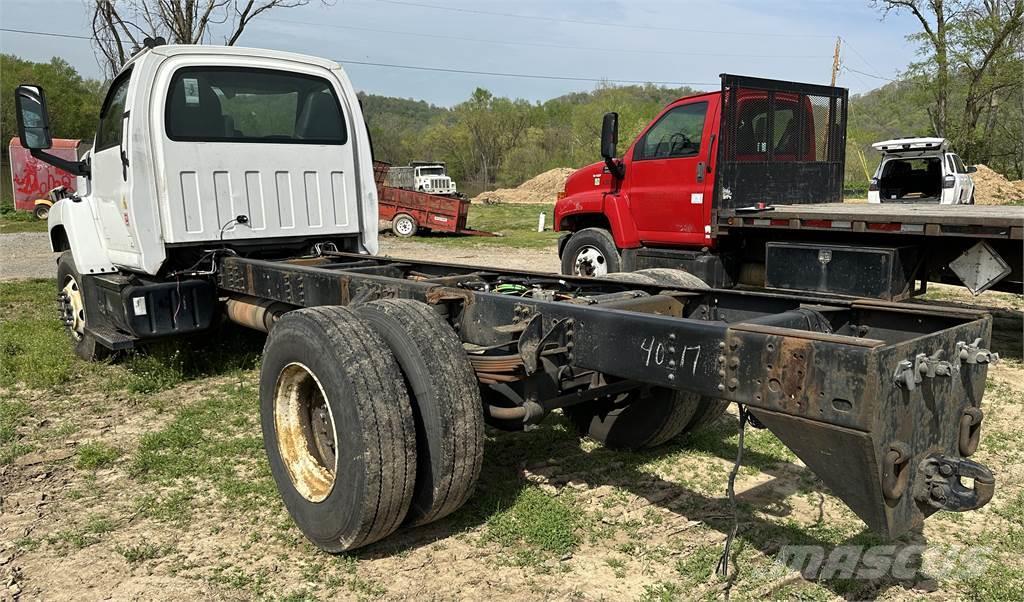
[{"xmin": 625, "ymin": 98, "xmax": 716, "ymax": 246}]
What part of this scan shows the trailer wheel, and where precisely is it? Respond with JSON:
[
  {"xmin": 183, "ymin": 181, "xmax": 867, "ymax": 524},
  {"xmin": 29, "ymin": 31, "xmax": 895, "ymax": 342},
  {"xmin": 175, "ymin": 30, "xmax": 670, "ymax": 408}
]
[
  {"xmin": 634, "ymin": 268, "xmax": 709, "ymax": 289},
  {"xmin": 260, "ymin": 306, "xmax": 417, "ymax": 552},
  {"xmin": 561, "ymin": 228, "xmax": 621, "ymax": 277},
  {"xmin": 392, "ymin": 213, "xmax": 418, "ymax": 238},
  {"xmin": 356, "ymin": 299, "xmax": 485, "ymax": 526},
  {"xmin": 56, "ymin": 252, "xmax": 109, "ymax": 362},
  {"xmin": 566, "ymin": 388, "xmax": 702, "ymax": 450},
  {"xmin": 33, "ymin": 203, "xmax": 51, "ymax": 220}
]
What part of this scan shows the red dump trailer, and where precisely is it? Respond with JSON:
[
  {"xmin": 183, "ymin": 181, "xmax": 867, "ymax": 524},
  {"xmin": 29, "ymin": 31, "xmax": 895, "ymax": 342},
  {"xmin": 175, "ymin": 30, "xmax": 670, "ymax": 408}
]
[{"xmin": 374, "ymin": 161, "xmax": 494, "ymax": 237}]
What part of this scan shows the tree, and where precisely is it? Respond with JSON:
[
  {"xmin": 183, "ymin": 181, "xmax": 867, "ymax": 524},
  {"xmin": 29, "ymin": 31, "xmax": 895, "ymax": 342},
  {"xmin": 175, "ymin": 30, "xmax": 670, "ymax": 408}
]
[
  {"xmin": 0, "ymin": 55, "xmax": 104, "ymax": 141},
  {"xmin": 89, "ymin": 0, "xmax": 330, "ymax": 76},
  {"xmin": 875, "ymin": 0, "xmax": 1024, "ymax": 164}
]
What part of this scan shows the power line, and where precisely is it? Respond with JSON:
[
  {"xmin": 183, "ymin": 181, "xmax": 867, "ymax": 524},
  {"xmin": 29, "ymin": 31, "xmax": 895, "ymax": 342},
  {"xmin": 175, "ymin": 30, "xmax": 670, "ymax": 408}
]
[
  {"xmin": 336, "ymin": 58, "xmax": 716, "ymax": 86},
  {"xmin": 843, "ymin": 65, "xmax": 896, "ymax": 82},
  {"xmin": 376, "ymin": 0, "xmax": 835, "ymax": 38},
  {"xmin": 0, "ymin": 27, "xmax": 94, "ymax": 41},
  {"xmin": 271, "ymin": 18, "xmax": 825, "ymax": 60},
  {"xmin": 839, "ymin": 37, "xmax": 891, "ymax": 80},
  {"xmin": 0, "ymin": 26, "xmax": 716, "ymax": 86}
]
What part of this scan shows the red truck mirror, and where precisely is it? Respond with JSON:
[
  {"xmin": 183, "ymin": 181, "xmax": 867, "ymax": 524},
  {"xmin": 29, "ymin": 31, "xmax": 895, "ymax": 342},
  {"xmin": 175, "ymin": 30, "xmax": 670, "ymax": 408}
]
[{"xmin": 14, "ymin": 85, "xmax": 53, "ymax": 151}]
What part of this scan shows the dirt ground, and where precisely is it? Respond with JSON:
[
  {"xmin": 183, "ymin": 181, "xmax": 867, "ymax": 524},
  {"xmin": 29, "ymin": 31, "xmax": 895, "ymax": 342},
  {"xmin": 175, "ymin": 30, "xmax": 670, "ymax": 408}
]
[{"xmin": 1, "ymin": 232, "xmax": 1022, "ymax": 601}]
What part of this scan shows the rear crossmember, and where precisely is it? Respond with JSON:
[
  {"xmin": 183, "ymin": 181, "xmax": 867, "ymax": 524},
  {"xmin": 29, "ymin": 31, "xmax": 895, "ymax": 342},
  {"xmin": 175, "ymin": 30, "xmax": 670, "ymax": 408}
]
[{"xmin": 216, "ymin": 251, "xmax": 997, "ymax": 538}]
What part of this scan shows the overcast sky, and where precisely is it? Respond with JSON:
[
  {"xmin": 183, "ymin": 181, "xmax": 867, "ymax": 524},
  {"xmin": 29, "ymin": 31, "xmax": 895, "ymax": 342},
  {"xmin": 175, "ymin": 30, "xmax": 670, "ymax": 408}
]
[{"xmin": 0, "ymin": 0, "xmax": 921, "ymax": 106}]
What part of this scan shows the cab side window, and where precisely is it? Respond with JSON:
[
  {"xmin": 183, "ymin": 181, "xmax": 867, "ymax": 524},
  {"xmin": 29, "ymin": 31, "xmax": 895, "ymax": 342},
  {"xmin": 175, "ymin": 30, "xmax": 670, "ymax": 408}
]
[
  {"xmin": 635, "ymin": 102, "xmax": 707, "ymax": 160},
  {"xmin": 95, "ymin": 70, "xmax": 132, "ymax": 151},
  {"xmin": 951, "ymin": 154, "xmax": 967, "ymax": 174}
]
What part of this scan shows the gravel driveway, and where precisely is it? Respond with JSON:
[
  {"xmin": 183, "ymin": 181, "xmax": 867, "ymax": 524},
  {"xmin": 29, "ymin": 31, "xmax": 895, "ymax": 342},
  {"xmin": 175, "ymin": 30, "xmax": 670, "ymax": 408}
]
[
  {"xmin": 0, "ymin": 232, "xmax": 560, "ymax": 282},
  {"xmin": 0, "ymin": 232, "xmax": 56, "ymax": 280}
]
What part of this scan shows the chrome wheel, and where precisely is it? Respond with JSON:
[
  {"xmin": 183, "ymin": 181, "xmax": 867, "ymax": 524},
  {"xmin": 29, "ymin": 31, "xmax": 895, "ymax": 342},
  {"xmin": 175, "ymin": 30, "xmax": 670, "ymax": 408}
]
[
  {"xmin": 573, "ymin": 245, "xmax": 608, "ymax": 276},
  {"xmin": 60, "ymin": 275, "xmax": 86, "ymax": 341},
  {"xmin": 273, "ymin": 362, "xmax": 338, "ymax": 503}
]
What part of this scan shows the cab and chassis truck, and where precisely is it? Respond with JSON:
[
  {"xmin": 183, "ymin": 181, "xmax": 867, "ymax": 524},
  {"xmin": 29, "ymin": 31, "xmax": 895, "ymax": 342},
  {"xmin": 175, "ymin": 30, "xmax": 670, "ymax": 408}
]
[
  {"xmin": 15, "ymin": 44, "xmax": 999, "ymax": 553},
  {"xmin": 555, "ymin": 76, "xmax": 1023, "ymax": 300}
]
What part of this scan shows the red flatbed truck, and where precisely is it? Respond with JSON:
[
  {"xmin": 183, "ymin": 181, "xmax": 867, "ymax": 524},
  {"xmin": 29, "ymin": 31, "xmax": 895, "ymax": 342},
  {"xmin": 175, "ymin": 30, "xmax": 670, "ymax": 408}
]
[
  {"xmin": 555, "ymin": 75, "xmax": 1024, "ymax": 300},
  {"xmin": 374, "ymin": 161, "xmax": 494, "ymax": 238}
]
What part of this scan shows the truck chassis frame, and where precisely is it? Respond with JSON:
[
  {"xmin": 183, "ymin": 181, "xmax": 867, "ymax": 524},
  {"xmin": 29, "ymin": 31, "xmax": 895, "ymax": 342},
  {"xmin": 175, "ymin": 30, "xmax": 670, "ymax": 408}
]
[{"xmin": 213, "ymin": 250, "xmax": 997, "ymax": 539}]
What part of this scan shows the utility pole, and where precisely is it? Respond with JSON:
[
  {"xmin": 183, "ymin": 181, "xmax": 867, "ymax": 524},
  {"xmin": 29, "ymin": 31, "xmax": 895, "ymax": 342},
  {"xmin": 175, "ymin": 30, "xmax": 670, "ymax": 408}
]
[{"xmin": 830, "ymin": 37, "xmax": 842, "ymax": 86}]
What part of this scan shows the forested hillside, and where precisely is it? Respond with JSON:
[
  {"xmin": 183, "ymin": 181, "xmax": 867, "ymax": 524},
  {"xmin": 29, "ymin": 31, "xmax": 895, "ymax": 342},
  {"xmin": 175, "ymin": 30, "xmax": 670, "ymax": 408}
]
[{"xmin": 363, "ymin": 74, "xmax": 1022, "ymax": 196}]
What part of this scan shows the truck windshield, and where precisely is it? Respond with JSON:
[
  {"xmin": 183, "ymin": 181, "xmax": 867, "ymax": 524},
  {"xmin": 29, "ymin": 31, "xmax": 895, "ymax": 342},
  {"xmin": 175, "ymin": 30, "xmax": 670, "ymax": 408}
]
[
  {"xmin": 418, "ymin": 167, "xmax": 445, "ymax": 176},
  {"xmin": 165, "ymin": 67, "xmax": 347, "ymax": 144}
]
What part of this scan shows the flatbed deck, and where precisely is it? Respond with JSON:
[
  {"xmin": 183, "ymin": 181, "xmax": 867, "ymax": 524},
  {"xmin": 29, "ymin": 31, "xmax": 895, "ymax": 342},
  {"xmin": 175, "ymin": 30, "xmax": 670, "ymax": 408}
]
[{"xmin": 719, "ymin": 202, "xmax": 1024, "ymax": 239}]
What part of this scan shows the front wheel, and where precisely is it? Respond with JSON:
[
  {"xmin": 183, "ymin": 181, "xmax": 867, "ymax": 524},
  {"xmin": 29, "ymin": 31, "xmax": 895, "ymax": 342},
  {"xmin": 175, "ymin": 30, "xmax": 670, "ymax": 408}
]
[
  {"xmin": 561, "ymin": 228, "xmax": 621, "ymax": 276},
  {"xmin": 33, "ymin": 203, "xmax": 51, "ymax": 220},
  {"xmin": 56, "ymin": 252, "xmax": 108, "ymax": 361}
]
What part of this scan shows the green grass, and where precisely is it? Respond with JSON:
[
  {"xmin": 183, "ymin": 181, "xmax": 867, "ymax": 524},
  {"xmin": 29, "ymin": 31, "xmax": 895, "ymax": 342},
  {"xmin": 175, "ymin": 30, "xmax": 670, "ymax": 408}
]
[
  {"xmin": 76, "ymin": 441, "xmax": 121, "ymax": 470},
  {"xmin": 49, "ymin": 514, "xmax": 116, "ymax": 550},
  {"xmin": 0, "ymin": 211, "xmax": 47, "ymax": 233},
  {"xmin": 484, "ymin": 486, "xmax": 581, "ymax": 559},
  {"xmin": 116, "ymin": 541, "xmax": 175, "ymax": 564},
  {"xmin": 0, "ymin": 279, "xmax": 81, "ymax": 388},
  {"xmin": 400, "ymin": 203, "xmax": 559, "ymax": 249}
]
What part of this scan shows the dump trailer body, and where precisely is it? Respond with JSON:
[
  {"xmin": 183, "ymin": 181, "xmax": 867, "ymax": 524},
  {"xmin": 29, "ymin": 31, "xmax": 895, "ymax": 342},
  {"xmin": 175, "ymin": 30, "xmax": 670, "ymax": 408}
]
[{"xmin": 216, "ymin": 251, "xmax": 997, "ymax": 538}]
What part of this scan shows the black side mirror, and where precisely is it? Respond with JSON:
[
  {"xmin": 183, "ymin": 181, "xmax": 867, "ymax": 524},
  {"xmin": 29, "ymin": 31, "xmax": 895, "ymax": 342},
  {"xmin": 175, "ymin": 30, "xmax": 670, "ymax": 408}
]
[
  {"xmin": 600, "ymin": 112, "xmax": 618, "ymax": 160},
  {"xmin": 15, "ymin": 85, "xmax": 53, "ymax": 150},
  {"xmin": 967, "ymin": 165, "xmax": 978, "ymax": 174}
]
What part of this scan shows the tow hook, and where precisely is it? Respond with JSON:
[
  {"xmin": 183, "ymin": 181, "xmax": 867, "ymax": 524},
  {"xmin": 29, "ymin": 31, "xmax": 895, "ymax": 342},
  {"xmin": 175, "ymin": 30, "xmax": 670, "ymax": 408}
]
[
  {"xmin": 956, "ymin": 338, "xmax": 999, "ymax": 365},
  {"xmin": 893, "ymin": 350, "xmax": 953, "ymax": 390},
  {"xmin": 915, "ymin": 455, "xmax": 995, "ymax": 512}
]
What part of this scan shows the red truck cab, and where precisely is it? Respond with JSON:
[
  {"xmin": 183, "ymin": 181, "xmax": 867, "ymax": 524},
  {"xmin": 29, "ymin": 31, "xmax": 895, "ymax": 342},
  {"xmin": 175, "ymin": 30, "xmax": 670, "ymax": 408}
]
[{"xmin": 555, "ymin": 75, "xmax": 827, "ymax": 280}]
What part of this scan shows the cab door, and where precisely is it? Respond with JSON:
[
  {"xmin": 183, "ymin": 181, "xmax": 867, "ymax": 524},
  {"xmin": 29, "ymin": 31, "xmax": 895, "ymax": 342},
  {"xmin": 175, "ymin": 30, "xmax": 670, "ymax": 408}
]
[
  {"xmin": 90, "ymin": 68, "xmax": 140, "ymax": 264},
  {"xmin": 625, "ymin": 100, "xmax": 714, "ymax": 246}
]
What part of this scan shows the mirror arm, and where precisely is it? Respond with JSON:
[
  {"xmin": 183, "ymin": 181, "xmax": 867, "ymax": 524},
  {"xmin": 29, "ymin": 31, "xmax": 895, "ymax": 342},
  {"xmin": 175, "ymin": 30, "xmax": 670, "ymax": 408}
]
[
  {"xmin": 604, "ymin": 156, "xmax": 624, "ymax": 180},
  {"xmin": 29, "ymin": 149, "xmax": 90, "ymax": 178}
]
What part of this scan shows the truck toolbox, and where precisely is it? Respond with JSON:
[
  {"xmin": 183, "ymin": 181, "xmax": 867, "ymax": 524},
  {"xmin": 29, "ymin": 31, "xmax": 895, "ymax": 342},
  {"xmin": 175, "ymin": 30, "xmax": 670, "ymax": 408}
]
[{"xmin": 765, "ymin": 242, "xmax": 920, "ymax": 299}]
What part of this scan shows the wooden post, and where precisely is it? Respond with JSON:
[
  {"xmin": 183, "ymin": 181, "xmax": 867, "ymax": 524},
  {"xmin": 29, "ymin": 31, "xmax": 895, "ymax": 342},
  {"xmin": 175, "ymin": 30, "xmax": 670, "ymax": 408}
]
[{"xmin": 830, "ymin": 37, "xmax": 842, "ymax": 86}]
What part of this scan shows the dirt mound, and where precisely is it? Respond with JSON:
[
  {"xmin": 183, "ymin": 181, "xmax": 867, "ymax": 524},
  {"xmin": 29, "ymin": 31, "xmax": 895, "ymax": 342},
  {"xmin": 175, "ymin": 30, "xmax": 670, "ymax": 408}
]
[
  {"xmin": 972, "ymin": 164, "xmax": 1024, "ymax": 205},
  {"xmin": 473, "ymin": 167, "xmax": 575, "ymax": 204}
]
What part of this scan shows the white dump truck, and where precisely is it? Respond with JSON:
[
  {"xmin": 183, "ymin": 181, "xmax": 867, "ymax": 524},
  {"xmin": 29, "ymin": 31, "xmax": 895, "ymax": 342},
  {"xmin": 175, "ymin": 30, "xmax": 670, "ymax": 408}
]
[
  {"xmin": 15, "ymin": 41, "xmax": 999, "ymax": 554},
  {"xmin": 384, "ymin": 161, "xmax": 458, "ymax": 195}
]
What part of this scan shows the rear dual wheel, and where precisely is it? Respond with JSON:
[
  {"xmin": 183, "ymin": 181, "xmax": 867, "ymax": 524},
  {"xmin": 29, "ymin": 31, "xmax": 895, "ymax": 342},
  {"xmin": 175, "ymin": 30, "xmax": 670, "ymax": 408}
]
[{"xmin": 261, "ymin": 301, "xmax": 484, "ymax": 552}]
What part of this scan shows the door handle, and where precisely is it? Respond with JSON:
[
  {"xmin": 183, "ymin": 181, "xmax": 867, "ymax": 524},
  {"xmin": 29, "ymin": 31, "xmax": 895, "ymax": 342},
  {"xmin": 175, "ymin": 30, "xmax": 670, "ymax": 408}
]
[{"xmin": 696, "ymin": 161, "xmax": 705, "ymax": 183}]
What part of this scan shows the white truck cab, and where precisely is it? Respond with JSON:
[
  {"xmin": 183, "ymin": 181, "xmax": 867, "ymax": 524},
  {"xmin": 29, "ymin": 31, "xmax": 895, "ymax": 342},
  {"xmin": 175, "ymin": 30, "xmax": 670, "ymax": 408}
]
[
  {"xmin": 13, "ymin": 43, "xmax": 378, "ymax": 357},
  {"xmin": 867, "ymin": 137, "xmax": 976, "ymax": 205},
  {"xmin": 21, "ymin": 44, "xmax": 377, "ymax": 277},
  {"xmin": 411, "ymin": 163, "xmax": 456, "ymax": 195}
]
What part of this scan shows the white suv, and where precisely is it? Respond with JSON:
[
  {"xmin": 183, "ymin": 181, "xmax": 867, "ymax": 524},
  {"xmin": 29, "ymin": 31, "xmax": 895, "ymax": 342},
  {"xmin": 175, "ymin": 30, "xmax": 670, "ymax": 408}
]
[{"xmin": 867, "ymin": 137, "xmax": 976, "ymax": 205}]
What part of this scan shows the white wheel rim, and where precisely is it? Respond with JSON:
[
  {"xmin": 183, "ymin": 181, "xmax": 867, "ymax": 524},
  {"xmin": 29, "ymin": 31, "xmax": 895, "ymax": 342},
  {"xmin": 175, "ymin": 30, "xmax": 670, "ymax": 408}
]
[
  {"xmin": 574, "ymin": 246, "xmax": 608, "ymax": 276},
  {"xmin": 274, "ymin": 362, "xmax": 338, "ymax": 503},
  {"xmin": 62, "ymin": 275, "xmax": 85, "ymax": 340},
  {"xmin": 395, "ymin": 217, "xmax": 414, "ymax": 235}
]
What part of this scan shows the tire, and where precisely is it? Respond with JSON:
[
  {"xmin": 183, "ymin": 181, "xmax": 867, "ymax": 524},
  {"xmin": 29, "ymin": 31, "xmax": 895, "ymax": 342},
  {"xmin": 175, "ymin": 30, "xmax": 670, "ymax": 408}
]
[
  {"xmin": 356, "ymin": 299, "xmax": 484, "ymax": 526},
  {"xmin": 628, "ymin": 268, "xmax": 725, "ymax": 435},
  {"xmin": 561, "ymin": 228, "xmax": 621, "ymax": 277},
  {"xmin": 565, "ymin": 388, "xmax": 703, "ymax": 450},
  {"xmin": 392, "ymin": 213, "xmax": 418, "ymax": 238},
  {"xmin": 683, "ymin": 397, "xmax": 730, "ymax": 434},
  {"xmin": 56, "ymin": 251, "xmax": 109, "ymax": 362},
  {"xmin": 33, "ymin": 203, "xmax": 50, "ymax": 220},
  {"xmin": 260, "ymin": 306, "xmax": 417, "ymax": 552},
  {"xmin": 634, "ymin": 268, "xmax": 710, "ymax": 289},
  {"xmin": 600, "ymin": 272, "xmax": 660, "ymax": 285}
]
